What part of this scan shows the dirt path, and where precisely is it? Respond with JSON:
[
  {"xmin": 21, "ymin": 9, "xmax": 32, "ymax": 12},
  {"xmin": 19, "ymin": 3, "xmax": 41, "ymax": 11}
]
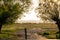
[
  {"xmin": 16, "ymin": 33, "xmax": 47, "ymax": 40},
  {"xmin": 14, "ymin": 29, "xmax": 47, "ymax": 40},
  {"xmin": 18, "ymin": 34, "xmax": 47, "ymax": 40}
]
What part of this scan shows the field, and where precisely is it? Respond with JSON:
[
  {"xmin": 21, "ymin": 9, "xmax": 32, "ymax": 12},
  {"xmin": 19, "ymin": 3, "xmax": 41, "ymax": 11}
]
[{"xmin": 0, "ymin": 23, "xmax": 59, "ymax": 40}]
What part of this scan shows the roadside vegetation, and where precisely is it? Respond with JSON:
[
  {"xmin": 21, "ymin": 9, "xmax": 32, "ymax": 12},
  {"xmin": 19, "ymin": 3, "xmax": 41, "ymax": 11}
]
[{"xmin": 0, "ymin": 23, "xmax": 58, "ymax": 40}]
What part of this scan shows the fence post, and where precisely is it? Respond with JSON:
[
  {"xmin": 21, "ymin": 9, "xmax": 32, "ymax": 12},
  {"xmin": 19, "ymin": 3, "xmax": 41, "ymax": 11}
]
[{"xmin": 25, "ymin": 28, "xmax": 27, "ymax": 40}]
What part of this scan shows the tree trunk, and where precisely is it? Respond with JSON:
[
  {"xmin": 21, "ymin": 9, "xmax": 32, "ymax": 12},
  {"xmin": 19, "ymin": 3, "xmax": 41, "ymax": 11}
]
[
  {"xmin": 57, "ymin": 24, "xmax": 60, "ymax": 32},
  {"xmin": 0, "ymin": 24, "xmax": 2, "ymax": 33},
  {"xmin": 56, "ymin": 21, "xmax": 60, "ymax": 39},
  {"xmin": 56, "ymin": 20, "xmax": 60, "ymax": 31}
]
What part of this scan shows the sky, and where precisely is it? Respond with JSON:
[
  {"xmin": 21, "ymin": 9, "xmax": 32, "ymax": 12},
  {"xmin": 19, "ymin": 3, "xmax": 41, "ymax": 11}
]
[
  {"xmin": 16, "ymin": 0, "xmax": 60, "ymax": 23},
  {"xmin": 16, "ymin": 0, "xmax": 43, "ymax": 23}
]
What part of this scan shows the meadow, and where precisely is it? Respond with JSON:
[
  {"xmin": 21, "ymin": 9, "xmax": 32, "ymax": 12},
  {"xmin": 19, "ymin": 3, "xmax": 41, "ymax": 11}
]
[{"xmin": 0, "ymin": 23, "xmax": 59, "ymax": 40}]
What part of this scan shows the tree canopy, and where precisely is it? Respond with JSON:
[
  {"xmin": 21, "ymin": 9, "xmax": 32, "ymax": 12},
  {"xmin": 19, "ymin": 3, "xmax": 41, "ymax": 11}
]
[
  {"xmin": 38, "ymin": 0, "xmax": 60, "ymax": 38},
  {"xmin": 38, "ymin": 0, "xmax": 60, "ymax": 23},
  {"xmin": 0, "ymin": 0, "xmax": 31, "ymax": 24},
  {"xmin": 0, "ymin": 0, "xmax": 31, "ymax": 32}
]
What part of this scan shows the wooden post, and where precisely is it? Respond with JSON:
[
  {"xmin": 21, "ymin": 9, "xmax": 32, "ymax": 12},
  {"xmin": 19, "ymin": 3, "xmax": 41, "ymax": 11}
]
[{"xmin": 25, "ymin": 28, "xmax": 27, "ymax": 40}]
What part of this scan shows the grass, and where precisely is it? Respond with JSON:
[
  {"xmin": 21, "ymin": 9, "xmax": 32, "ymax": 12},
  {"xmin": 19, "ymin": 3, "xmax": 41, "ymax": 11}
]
[
  {"xmin": 0, "ymin": 23, "xmax": 59, "ymax": 39},
  {"xmin": 0, "ymin": 30, "xmax": 17, "ymax": 40},
  {"xmin": 41, "ymin": 31, "xmax": 57, "ymax": 39},
  {"xmin": 0, "ymin": 24, "xmax": 18, "ymax": 40}
]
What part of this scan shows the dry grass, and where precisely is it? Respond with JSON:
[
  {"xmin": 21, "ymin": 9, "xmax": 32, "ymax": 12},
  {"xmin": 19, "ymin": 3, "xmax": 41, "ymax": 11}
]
[{"xmin": 1, "ymin": 23, "xmax": 59, "ymax": 39}]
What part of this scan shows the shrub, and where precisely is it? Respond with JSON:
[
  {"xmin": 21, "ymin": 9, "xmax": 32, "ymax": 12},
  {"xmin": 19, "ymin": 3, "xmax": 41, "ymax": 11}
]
[{"xmin": 43, "ymin": 32, "xmax": 49, "ymax": 36}]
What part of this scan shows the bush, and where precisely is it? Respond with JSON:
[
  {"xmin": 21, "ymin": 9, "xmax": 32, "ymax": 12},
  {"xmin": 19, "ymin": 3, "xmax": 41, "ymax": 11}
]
[
  {"xmin": 56, "ymin": 32, "xmax": 60, "ymax": 39},
  {"xmin": 43, "ymin": 32, "xmax": 49, "ymax": 36}
]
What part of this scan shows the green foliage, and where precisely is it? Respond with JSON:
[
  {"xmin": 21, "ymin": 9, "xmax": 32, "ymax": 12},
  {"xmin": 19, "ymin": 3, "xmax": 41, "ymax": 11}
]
[
  {"xmin": 0, "ymin": 0, "xmax": 24, "ymax": 24},
  {"xmin": 0, "ymin": 0, "xmax": 31, "ymax": 24},
  {"xmin": 42, "ymin": 32, "xmax": 49, "ymax": 36},
  {"xmin": 0, "ymin": 33, "xmax": 17, "ymax": 40},
  {"xmin": 56, "ymin": 32, "xmax": 60, "ymax": 39}
]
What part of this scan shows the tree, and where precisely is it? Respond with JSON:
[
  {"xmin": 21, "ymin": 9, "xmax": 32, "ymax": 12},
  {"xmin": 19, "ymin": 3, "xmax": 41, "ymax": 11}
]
[
  {"xmin": 0, "ymin": 0, "xmax": 31, "ymax": 33},
  {"xmin": 38, "ymin": 0, "xmax": 60, "ymax": 38}
]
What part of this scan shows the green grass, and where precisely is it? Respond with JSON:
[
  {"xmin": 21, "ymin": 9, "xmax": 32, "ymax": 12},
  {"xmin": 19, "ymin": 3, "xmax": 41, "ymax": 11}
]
[
  {"xmin": 0, "ymin": 33, "xmax": 17, "ymax": 40},
  {"xmin": 0, "ymin": 29, "xmax": 17, "ymax": 40},
  {"xmin": 0, "ymin": 23, "xmax": 59, "ymax": 39}
]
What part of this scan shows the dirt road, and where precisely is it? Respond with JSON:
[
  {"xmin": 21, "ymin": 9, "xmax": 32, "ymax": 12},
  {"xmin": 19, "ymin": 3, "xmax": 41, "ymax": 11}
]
[{"xmin": 14, "ymin": 29, "xmax": 47, "ymax": 40}]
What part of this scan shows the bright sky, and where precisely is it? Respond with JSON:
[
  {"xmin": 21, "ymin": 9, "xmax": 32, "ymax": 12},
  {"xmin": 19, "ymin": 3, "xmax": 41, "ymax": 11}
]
[
  {"xmin": 16, "ymin": 0, "xmax": 59, "ymax": 23},
  {"xmin": 20, "ymin": 0, "xmax": 40, "ymax": 20},
  {"xmin": 16, "ymin": 0, "xmax": 43, "ymax": 23},
  {"xmin": 20, "ymin": 11, "xmax": 40, "ymax": 20}
]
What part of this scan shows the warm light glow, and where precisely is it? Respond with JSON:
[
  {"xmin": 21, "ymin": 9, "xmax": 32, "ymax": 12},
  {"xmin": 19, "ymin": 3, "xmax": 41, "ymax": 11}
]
[
  {"xmin": 53, "ymin": 0, "xmax": 57, "ymax": 2},
  {"xmin": 20, "ymin": 0, "xmax": 40, "ymax": 21},
  {"xmin": 57, "ymin": 1, "xmax": 60, "ymax": 5},
  {"xmin": 20, "ymin": 11, "xmax": 40, "ymax": 20},
  {"xmin": 16, "ymin": 0, "xmax": 43, "ymax": 23}
]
